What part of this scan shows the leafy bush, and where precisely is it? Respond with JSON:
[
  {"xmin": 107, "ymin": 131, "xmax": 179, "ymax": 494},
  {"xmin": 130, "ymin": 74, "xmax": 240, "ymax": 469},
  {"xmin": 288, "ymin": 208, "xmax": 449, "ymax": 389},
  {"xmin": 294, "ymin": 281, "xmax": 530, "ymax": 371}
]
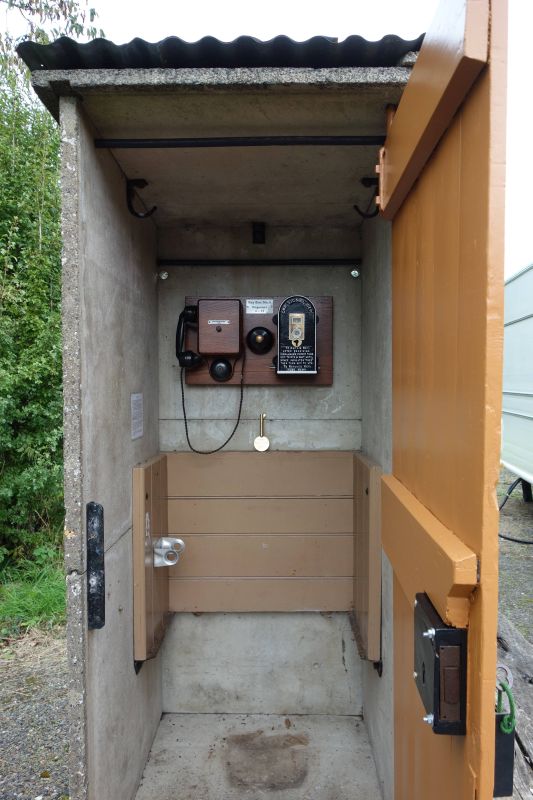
[
  {"xmin": 1, "ymin": 1, "xmax": 102, "ymax": 572},
  {"xmin": 0, "ymin": 70, "xmax": 64, "ymax": 555}
]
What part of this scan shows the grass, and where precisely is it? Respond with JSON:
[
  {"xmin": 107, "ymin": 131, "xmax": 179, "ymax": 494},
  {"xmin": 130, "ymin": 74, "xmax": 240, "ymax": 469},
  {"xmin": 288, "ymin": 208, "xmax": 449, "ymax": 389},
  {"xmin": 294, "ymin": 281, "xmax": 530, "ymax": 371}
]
[{"xmin": 0, "ymin": 549, "xmax": 66, "ymax": 640}]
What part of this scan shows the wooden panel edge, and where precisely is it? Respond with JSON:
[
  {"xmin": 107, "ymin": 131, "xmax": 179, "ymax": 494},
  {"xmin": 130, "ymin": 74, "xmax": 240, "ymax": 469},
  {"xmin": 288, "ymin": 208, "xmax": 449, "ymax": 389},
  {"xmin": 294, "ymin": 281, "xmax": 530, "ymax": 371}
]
[
  {"xmin": 379, "ymin": 0, "xmax": 489, "ymax": 219},
  {"xmin": 132, "ymin": 465, "xmax": 147, "ymax": 662},
  {"xmin": 367, "ymin": 462, "xmax": 382, "ymax": 662},
  {"xmin": 381, "ymin": 474, "xmax": 477, "ymax": 626},
  {"xmin": 353, "ymin": 452, "xmax": 383, "ymax": 661}
]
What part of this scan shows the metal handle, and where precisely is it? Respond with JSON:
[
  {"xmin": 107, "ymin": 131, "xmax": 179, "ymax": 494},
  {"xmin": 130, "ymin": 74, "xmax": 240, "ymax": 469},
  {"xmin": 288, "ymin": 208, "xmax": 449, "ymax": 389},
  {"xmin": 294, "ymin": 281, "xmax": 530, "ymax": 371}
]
[{"xmin": 259, "ymin": 413, "xmax": 266, "ymax": 437}]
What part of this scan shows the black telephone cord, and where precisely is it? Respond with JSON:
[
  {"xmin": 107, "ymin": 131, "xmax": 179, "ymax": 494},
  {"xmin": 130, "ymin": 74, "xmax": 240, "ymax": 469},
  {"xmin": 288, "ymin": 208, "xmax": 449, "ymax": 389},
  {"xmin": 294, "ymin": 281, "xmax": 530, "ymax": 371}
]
[
  {"xmin": 498, "ymin": 476, "xmax": 533, "ymax": 544},
  {"xmin": 180, "ymin": 351, "xmax": 245, "ymax": 454}
]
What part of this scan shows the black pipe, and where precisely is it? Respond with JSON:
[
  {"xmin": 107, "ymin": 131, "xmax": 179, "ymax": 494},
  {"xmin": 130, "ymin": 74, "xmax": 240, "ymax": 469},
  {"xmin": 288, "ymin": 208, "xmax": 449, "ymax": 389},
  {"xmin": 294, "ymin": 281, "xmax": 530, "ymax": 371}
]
[
  {"xmin": 158, "ymin": 258, "xmax": 361, "ymax": 267},
  {"xmin": 95, "ymin": 135, "xmax": 385, "ymax": 149}
]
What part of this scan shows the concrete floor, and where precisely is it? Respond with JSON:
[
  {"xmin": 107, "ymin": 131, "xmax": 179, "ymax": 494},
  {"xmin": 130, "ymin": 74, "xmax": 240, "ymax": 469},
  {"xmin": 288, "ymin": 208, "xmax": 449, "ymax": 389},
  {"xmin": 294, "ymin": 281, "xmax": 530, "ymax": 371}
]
[
  {"xmin": 161, "ymin": 612, "xmax": 362, "ymax": 716},
  {"xmin": 135, "ymin": 713, "xmax": 379, "ymax": 800}
]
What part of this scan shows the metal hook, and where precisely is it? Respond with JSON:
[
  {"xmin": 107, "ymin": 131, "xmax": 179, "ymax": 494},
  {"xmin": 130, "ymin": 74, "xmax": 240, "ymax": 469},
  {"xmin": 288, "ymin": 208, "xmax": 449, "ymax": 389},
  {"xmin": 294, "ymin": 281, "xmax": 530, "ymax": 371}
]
[
  {"xmin": 353, "ymin": 202, "xmax": 379, "ymax": 220},
  {"xmin": 354, "ymin": 176, "xmax": 380, "ymax": 220},
  {"xmin": 126, "ymin": 178, "xmax": 156, "ymax": 219}
]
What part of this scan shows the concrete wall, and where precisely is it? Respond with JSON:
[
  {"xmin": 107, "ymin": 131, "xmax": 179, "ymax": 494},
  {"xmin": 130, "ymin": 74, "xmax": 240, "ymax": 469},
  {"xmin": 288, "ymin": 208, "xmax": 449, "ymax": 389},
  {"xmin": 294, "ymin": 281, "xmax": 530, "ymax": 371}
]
[
  {"xmin": 157, "ymin": 227, "xmax": 361, "ymax": 451},
  {"xmin": 61, "ymin": 97, "xmax": 162, "ymax": 800},
  {"xmin": 361, "ymin": 217, "xmax": 394, "ymax": 800}
]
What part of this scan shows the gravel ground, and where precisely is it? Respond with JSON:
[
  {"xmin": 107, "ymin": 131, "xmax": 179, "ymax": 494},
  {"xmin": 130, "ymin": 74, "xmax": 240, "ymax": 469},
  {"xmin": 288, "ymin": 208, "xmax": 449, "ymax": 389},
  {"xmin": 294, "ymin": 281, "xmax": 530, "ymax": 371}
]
[
  {"xmin": 0, "ymin": 468, "xmax": 531, "ymax": 799},
  {"xmin": 498, "ymin": 468, "xmax": 533, "ymax": 643},
  {"xmin": 0, "ymin": 630, "xmax": 69, "ymax": 800}
]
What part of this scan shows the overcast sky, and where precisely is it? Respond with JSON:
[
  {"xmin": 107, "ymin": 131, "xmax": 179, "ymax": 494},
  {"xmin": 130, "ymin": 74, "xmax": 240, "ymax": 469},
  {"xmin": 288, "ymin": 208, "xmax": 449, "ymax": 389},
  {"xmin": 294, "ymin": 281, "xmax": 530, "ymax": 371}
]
[
  {"xmin": 87, "ymin": 0, "xmax": 437, "ymax": 43},
  {"xmin": 1, "ymin": 0, "xmax": 528, "ymax": 278}
]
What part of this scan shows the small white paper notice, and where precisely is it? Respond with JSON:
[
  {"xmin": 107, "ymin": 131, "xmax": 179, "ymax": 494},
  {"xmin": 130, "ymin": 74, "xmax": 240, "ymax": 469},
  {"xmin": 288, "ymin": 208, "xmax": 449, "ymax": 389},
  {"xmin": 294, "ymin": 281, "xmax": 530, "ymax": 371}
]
[
  {"xmin": 131, "ymin": 393, "xmax": 144, "ymax": 440},
  {"xmin": 246, "ymin": 298, "xmax": 273, "ymax": 315}
]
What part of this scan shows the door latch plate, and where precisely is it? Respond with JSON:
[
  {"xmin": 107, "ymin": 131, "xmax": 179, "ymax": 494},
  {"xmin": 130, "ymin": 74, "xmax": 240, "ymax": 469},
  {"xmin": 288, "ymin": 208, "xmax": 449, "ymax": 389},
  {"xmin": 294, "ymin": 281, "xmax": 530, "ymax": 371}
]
[{"xmin": 414, "ymin": 592, "xmax": 467, "ymax": 735}]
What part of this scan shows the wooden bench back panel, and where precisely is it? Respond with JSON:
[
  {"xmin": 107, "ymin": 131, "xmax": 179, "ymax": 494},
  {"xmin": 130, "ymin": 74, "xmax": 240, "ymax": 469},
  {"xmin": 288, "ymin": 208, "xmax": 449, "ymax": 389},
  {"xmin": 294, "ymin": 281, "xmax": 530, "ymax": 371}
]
[{"xmin": 166, "ymin": 451, "xmax": 354, "ymax": 612}]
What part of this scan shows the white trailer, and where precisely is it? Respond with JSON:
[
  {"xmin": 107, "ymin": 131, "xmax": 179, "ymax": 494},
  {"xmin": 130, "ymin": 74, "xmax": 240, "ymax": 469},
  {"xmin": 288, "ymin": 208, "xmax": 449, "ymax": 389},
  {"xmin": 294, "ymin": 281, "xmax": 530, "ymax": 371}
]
[{"xmin": 502, "ymin": 263, "xmax": 533, "ymax": 497}]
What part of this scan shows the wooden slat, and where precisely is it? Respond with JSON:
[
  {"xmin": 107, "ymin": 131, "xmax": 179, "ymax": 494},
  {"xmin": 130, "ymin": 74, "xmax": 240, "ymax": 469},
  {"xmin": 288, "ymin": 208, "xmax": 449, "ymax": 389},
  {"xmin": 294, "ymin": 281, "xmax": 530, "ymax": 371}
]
[
  {"xmin": 168, "ymin": 534, "xmax": 352, "ymax": 578},
  {"xmin": 382, "ymin": 475, "xmax": 477, "ymax": 628},
  {"xmin": 166, "ymin": 451, "xmax": 353, "ymax": 498},
  {"xmin": 378, "ymin": 0, "xmax": 489, "ymax": 219},
  {"xmin": 352, "ymin": 453, "xmax": 382, "ymax": 661},
  {"xmin": 169, "ymin": 577, "xmax": 353, "ymax": 612},
  {"xmin": 132, "ymin": 465, "xmax": 149, "ymax": 662},
  {"xmin": 152, "ymin": 456, "xmax": 169, "ymax": 652},
  {"xmin": 168, "ymin": 497, "xmax": 353, "ymax": 535}
]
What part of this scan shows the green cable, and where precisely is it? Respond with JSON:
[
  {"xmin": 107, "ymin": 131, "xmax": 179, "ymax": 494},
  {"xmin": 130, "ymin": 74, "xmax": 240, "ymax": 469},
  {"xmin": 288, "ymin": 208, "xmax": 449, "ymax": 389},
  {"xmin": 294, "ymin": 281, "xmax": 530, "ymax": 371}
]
[{"xmin": 497, "ymin": 681, "xmax": 516, "ymax": 734}]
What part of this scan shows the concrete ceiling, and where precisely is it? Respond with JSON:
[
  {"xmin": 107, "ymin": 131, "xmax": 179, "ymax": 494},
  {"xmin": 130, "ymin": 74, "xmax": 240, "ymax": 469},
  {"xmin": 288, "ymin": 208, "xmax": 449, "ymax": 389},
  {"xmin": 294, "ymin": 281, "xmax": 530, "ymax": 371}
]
[{"xmin": 83, "ymin": 84, "xmax": 403, "ymax": 227}]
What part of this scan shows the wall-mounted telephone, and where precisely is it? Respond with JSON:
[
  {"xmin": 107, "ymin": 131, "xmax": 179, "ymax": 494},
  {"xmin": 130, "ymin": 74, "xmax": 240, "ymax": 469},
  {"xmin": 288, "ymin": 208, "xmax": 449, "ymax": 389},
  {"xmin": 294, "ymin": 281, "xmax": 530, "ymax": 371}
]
[
  {"xmin": 175, "ymin": 295, "xmax": 333, "ymax": 453},
  {"xmin": 176, "ymin": 295, "xmax": 332, "ymax": 387}
]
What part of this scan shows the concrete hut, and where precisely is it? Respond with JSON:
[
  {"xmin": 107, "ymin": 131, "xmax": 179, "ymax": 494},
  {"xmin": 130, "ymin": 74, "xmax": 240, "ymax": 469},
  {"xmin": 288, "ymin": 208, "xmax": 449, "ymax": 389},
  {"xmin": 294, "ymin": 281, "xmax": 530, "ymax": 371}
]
[{"xmin": 17, "ymin": 2, "xmax": 508, "ymax": 798}]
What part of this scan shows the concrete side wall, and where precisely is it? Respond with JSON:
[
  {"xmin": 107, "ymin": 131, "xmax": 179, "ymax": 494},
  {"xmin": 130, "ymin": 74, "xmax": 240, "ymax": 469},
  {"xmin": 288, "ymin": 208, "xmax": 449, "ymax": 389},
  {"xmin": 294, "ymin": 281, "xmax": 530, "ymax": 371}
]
[
  {"xmin": 61, "ymin": 97, "xmax": 162, "ymax": 800},
  {"xmin": 361, "ymin": 218, "xmax": 394, "ymax": 800},
  {"xmin": 157, "ymin": 228, "xmax": 362, "ymax": 451}
]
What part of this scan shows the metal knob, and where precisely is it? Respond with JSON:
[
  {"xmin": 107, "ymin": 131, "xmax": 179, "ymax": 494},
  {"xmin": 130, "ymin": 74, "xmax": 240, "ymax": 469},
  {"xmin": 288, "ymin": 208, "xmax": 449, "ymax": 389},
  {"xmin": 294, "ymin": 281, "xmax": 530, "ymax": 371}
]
[
  {"xmin": 422, "ymin": 714, "xmax": 434, "ymax": 726},
  {"xmin": 422, "ymin": 627, "xmax": 436, "ymax": 640}
]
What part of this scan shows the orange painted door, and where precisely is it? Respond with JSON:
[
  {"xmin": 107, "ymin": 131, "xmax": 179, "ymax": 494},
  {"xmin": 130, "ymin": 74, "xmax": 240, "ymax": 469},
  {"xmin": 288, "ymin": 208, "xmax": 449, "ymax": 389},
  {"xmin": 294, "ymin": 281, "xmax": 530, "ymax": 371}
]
[{"xmin": 379, "ymin": 2, "xmax": 507, "ymax": 799}]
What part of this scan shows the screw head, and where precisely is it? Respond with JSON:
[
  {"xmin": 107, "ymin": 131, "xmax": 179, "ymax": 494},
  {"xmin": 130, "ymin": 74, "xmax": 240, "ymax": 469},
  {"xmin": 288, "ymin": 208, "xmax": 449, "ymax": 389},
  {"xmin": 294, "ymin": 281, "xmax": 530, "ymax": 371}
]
[
  {"xmin": 423, "ymin": 713, "xmax": 434, "ymax": 726},
  {"xmin": 413, "ymin": 671, "xmax": 418, "ymax": 680},
  {"xmin": 350, "ymin": 269, "xmax": 360, "ymax": 279},
  {"xmin": 158, "ymin": 270, "xmax": 169, "ymax": 281},
  {"xmin": 422, "ymin": 627, "xmax": 436, "ymax": 640}
]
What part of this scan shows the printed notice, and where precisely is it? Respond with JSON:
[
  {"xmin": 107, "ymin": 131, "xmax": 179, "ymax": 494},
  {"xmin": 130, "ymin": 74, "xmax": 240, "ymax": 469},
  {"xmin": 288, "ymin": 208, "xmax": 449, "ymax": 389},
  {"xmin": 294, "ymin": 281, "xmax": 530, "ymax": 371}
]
[
  {"xmin": 131, "ymin": 393, "xmax": 144, "ymax": 440},
  {"xmin": 246, "ymin": 298, "xmax": 273, "ymax": 315}
]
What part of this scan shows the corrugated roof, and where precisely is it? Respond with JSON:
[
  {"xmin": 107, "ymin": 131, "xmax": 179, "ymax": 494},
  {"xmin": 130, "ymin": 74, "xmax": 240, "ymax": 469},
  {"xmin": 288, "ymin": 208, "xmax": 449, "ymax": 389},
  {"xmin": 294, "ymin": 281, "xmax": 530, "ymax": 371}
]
[{"xmin": 17, "ymin": 33, "xmax": 424, "ymax": 72}]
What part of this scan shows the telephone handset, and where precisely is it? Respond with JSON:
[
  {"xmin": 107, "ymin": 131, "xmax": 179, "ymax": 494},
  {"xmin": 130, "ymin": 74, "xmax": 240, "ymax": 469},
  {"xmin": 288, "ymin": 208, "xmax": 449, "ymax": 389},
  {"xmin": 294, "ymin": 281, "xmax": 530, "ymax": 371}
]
[{"xmin": 175, "ymin": 305, "xmax": 203, "ymax": 369}]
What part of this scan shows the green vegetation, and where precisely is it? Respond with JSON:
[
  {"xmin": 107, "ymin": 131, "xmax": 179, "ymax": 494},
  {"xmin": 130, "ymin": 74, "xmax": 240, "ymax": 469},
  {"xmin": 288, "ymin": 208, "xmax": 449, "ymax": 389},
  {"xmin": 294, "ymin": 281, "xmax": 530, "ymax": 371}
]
[
  {"xmin": 0, "ymin": 0, "xmax": 101, "ymax": 633},
  {"xmin": 0, "ymin": 68, "xmax": 64, "ymax": 559},
  {"xmin": 0, "ymin": 545, "xmax": 65, "ymax": 638}
]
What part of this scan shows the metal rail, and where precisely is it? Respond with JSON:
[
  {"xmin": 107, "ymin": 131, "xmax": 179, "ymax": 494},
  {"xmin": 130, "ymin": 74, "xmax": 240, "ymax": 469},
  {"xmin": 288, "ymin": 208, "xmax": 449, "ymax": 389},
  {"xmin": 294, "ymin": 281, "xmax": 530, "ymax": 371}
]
[
  {"xmin": 95, "ymin": 135, "xmax": 385, "ymax": 149},
  {"xmin": 158, "ymin": 258, "xmax": 361, "ymax": 267}
]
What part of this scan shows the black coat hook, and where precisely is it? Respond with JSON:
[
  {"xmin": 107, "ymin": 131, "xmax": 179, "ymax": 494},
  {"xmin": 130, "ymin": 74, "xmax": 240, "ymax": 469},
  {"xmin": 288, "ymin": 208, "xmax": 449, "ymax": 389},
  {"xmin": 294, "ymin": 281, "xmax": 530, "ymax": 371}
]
[
  {"xmin": 126, "ymin": 178, "xmax": 156, "ymax": 219},
  {"xmin": 353, "ymin": 201, "xmax": 379, "ymax": 220},
  {"xmin": 354, "ymin": 176, "xmax": 380, "ymax": 219}
]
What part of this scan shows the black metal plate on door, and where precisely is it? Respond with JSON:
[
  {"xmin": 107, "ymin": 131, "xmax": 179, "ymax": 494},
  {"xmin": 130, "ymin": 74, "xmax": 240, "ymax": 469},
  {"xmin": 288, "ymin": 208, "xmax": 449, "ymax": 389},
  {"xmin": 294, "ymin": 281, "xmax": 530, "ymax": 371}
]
[
  {"xmin": 414, "ymin": 593, "xmax": 467, "ymax": 735},
  {"xmin": 276, "ymin": 295, "xmax": 317, "ymax": 375},
  {"xmin": 87, "ymin": 501, "xmax": 105, "ymax": 629}
]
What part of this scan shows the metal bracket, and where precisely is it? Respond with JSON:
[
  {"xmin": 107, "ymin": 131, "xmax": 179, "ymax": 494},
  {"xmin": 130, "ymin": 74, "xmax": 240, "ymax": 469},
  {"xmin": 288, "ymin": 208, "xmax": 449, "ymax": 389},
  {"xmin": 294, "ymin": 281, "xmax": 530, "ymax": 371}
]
[
  {"xmin": 126, "ymin": 178, "xmax": 156, "ymax": 219},
  {"xmin": 153, "ymin": 537, "xmax": 185, "ymax": 568}
]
